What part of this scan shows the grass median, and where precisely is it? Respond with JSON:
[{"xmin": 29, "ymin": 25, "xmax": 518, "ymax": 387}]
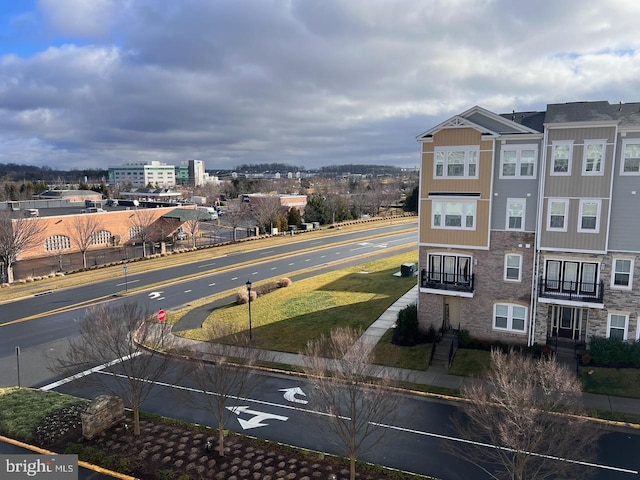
[{"xmin": 178, "ymin": 252, "xmax": 419, "ymax": 354}]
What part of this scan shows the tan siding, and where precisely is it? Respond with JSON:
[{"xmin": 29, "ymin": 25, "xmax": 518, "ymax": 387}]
[
  {"xmin": 419, "ymin": 127, "xmax": 494, "ymax": 248},
  {"xmin": 420, "ymin": 198, "xmax": 490, "ymax": 247}
]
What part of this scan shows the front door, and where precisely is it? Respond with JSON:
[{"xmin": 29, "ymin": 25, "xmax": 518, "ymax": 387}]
[
  {"xmin": 552, "ymin": 306, "xmax": 586, "ymax": 340},
  {"xmin": 444, "ymin": 297, "xmax": 460, "ymax": 332}
]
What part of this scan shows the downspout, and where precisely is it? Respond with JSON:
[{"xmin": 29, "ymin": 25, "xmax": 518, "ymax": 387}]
[{"xmin": 530, "ymin": 127, "xmax": 549, "ymax": 346}]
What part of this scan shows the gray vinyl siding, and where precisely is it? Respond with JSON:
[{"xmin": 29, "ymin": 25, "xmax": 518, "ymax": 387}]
[
  {"xmin": 539, "ymin": 126, "xmax": 615, "ymax": 251},
  {"xmin": 492, "ymin": 140, "xmax": 540, "ymax": 231},
  {"xmin": 609, "ymin": 131, "xmax": 640, "ymax": 252},
  {"xmin": 539, "ymin": 197, "xmax": 609, "ymax": 252}
]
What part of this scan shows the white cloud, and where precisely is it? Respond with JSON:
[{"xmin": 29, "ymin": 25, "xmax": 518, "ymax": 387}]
[{"xmin": 0, "ymin": 0, "xmax": 639, "ymax": 171}]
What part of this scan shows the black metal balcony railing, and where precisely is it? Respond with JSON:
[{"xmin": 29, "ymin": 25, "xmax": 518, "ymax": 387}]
[
  {"xmin": 421, "ymin": 269, "xmax": 475, "ymax": 293},
  {"xmin": 538, "ymin": 277, "xmax": 604, "ymax": 303}
]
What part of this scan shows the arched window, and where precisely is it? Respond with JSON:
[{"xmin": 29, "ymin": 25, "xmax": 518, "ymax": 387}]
[
  {"xmin": 45, "ymin": 235, "xmax": 71, "ymax": 252},
  {"xmin": 91, "ymin": 230, "xmax": 113, "ymax": 246}
]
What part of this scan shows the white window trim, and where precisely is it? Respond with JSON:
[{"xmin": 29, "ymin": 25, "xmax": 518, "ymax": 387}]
[
  {"xmin": 431, "ymin": 199, "xmax": 477, "ymax": 231},
  {"xmin": 620, "ymin": 139, "xmax": 640, "ymax": 176},
  {"xmin": 433, "ymin": 146, "xmax": 480, "ymax": 179},
  {"xmin": 611, "ymin": 257, "xmax": 634, "ymax": 290},
  {"xmin": 551, "ymin": 141, "xmax": 573, "ymax": 176},
  {"xmin": 582, "ymin": 140, "xmax": 606, "ymax": 176},
  {"xmin": 505, "ymin": 198, "xmax": 526, "ymax": 231},
  {"xmin": 577, "ymin": 199, "xmax": 601, "ymax": 234},
  {"xmin": 607, "ymin": 312, "xmax": 629, "ymax": 341},
  {"xmin": 547, "ymin": 198, "xmax": 569, "ymax": 232},
  {"xmin": 499, "ymin": 144, "xmax": 538, "ymax": 179},
  {"xmin": 504, "ymin": 254, "xmax": 523, "ymax": 282},
  {"xmin": 493, "ymin": 303, "xmax": 528, "ymax": 333}
]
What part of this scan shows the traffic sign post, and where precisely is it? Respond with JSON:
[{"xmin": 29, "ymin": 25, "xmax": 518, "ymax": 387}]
[{"xmin": 157, "ymin": 309, "xmax": 166, "ymax": 322}]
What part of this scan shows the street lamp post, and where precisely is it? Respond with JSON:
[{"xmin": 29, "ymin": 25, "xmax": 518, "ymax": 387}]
[
  {"xmin": 246, "ymin": 280, "xmax": 253, "ymax": 341},
  {"xmin": 123, "ymin": 265, "xmax": 128, "ymax": 293}
]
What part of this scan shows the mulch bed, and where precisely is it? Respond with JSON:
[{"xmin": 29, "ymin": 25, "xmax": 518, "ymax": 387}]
[{"xmin": 35, "ymin": 413, "xmax": 415, "ymax": 480}]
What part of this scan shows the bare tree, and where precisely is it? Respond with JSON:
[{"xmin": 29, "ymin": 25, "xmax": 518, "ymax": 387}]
[
  {"xmin": 251, "ymin": 196, "xmax": 286, "ymax": 234},
  {"xmin": 128, "ymin": 209, "xmax": 158, "ymax": 257},
  {"xmin": 49, "ymin": 301, "xmax": 173, "ymax": 436},
  {"xmin": 449, "ymin": 348, "xmax": 600, "ymax": 480},
  {"xmin": 69, "ymin": 214, "xmax": 104, "ymax": 269},
  {"xmin": 302, "ymin": 327, "xmax": 404, "ymax": 480},
  {"xmin": 182, "ymin": 323, "xmax": 262, "ymax": 456},
  {"xmin": 0, "ymin": 211, "xmax": 46, "ymax": 283},
  {"xmin": 225, "ymin": 201, "xmax": 250, "ymax": 242},
  {"xmin": 181, "ymin": 210, "xmax": 208, "ymax": 248}
]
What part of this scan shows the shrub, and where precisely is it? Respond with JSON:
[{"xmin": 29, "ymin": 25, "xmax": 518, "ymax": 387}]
[
  {"xmin": 588, "ymin": 336, "xmax": 637, "ymax": 367},
  {"xmin": 393, "ymin": 303, "xmax": 419, "ymax": 345},
  {"xmin": 277, "ymin": 277, "xmax": 292, "ymax": 288},
  {"xmin": 458, "ymin": 329, "xmax": 471, "ymax": 347},
  {"xmin": 235, "ymin": 287, "xmax": 257, "ymax": 305}
]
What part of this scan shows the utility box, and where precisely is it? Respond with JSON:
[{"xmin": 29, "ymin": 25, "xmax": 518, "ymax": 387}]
[{"xmin": 401, "ymin": 263, "xmax": 417, "ymax": 277}]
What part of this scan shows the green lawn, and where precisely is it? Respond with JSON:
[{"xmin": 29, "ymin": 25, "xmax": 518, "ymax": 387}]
[
  {"xmin": 179, "ymin": 252, "xmax": 418, "ymax": 353},
  {"xmin": 580, "ymin": 366, "xmax": 640, "ymax": 399},
  {"xmin": 0, "ymin": 388, "xmax": 86, "ymax": 442},
  {"xmin": 448, "ymin": 348, "xmax": 491, "ymax": 377},
  {"xmin": 372, "ymin": 329, "xmax": 432, "ymax": 371}
]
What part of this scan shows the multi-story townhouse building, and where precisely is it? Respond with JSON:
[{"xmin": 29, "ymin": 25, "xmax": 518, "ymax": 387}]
[
  {"xmin": 533, "ymin": 102, "xmax": 640, "ymax": 347},
  {"xmin": 417, "ymin": 101, "xmax": 640, "ymax": 348},
  {"xmin": 416, "ymin": 106, "xmax": 543, "ymax": 345}
]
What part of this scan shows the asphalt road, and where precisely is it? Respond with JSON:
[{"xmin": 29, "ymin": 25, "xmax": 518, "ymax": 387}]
[
  {"xmin": 49, "ymin": 356, "xmax": 640, "ymax": 480},
  {"xmin": 0, "ymin": 223, "xmax": 417, "ymax": 388}
]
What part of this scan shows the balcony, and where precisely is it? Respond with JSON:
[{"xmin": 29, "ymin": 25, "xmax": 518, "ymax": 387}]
[
  {"xmin": 538, "ymin": 278, "xmax": 604, "ymax": 304},
  {"xmin": 421, "ymin": 269, "xmax": 475, "ymax": 295}
]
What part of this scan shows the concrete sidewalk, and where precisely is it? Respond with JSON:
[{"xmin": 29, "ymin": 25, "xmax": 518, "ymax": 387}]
[{"xmin": 166, "ymin": 284, "xmax": 640, "ymax": 418}]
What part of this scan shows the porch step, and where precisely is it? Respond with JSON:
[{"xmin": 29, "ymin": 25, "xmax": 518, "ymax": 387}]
[{"xmin": 431, "ymin": 332, "xmax": 458, "ymax": 369}]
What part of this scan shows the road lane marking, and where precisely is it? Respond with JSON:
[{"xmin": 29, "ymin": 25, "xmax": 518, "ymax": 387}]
[
  {"xmin": 184, "ymin": 290, "xmax": 192, "ymax": 293},
  {"xmin": 116, "ymin": 280, "xmax": 139, "ymax": 287},
  {"xmin": 40, "ymin": 352, "xmax": 143, "ymax": 391},
  {"xmin": 198, "ymin": 263, "xmax": 217, "ymax": 268},
  {"xmin": 371, "ymin": 422, "xmax": 639, "ymax": 475},
  {"xmin": 92, "ymin": 372, "xmax": 639, "ymax": 476},
  {"xmin": 208, "ymin": 283, "xmax": 216, "ymax": 286}
]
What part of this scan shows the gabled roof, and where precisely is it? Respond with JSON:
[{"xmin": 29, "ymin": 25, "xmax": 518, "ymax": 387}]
[{"xmin": 416, "ymin": 105, "xmax": 541, "ymax": 141}]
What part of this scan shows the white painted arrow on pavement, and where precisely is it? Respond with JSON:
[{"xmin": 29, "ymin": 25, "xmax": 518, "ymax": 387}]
[
  {"xmin": 148, "ymin": 291, "xmax": 164, "ymax": 299},
  {"xmin": 226, "ymin": 406, "xmax": 288, "ymax": 430},
  {"xmin": 279, "ymin": 387, "xmax": 308, "ymax": 404}
]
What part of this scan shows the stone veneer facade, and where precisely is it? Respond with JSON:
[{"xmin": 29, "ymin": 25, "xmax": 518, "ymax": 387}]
[{"xmin": 419, "ymin": 231, "xmax": 535, "ymax": 345}]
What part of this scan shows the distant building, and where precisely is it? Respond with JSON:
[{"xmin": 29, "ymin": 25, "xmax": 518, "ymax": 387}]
[{"xmin": 108, "ymin": 160, "xmax": 177, "ymax": 188}]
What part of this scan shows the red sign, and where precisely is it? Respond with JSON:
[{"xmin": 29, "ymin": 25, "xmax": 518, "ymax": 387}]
[{"xmin": 157, "ymin": 309, "xmax": 166, "ymax": 322}]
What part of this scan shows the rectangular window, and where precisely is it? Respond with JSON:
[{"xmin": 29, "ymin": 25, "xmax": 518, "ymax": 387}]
[
  {"xmin": 427, "ymin": 254, "xmax": 472, "ymax": 285},
  {"xmin": 622, "ymin": 141, "xmax": 640, "ymax": 175},
  {"xmin": 504, "ymin": 254, "xmax": 522, "ymax": 282},
  {"xmin": 506, "ymin": 198, "xmax": 525, "ymax": 231},
  {"xmin": 544, "ymin": 259, "xmax": 601, "ymax": 296},
  {"xmin": 493, "ymin": 303, "xmax": 527, "ymax": 333},
  {"xmin": 583, "ymin": 141, "xmax": 605, "ymax": 175},
  {"xmin": 607, "ymin": 313, "xmax": 628, "ymax": 341},
  {"xmin": 432, "ymin": 200, "xmax": 477, "ymax": 231},
  {"xmin": 434, "ymin": 147, "xmax": 480, "ymax": 179},
  {"xmin": 500, "ymin": 145, "xmax": 537, "ymax": 178},
  {"xmin": 552, "ymin": 142, "xmax": 573, "ymax": 175},
  {"xmin": 547, "ymin": 199, "xmax": 568, "ymax": 231},
  {"xmin": 580, "ymin": 263, "xmax": 597, "ymax": 294},
  {"xmin": 612, "ymin": 258, "xmax": 634, "ymax": 289},
  {"xmin": 578, "ymin": 199, "xmax": 601, "ymax": 233}
]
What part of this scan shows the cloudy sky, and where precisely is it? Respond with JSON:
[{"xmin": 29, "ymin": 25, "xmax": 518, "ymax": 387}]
[{"xmin": 0, "ymin": 0, "xmax": 639, "ymax": 172}]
